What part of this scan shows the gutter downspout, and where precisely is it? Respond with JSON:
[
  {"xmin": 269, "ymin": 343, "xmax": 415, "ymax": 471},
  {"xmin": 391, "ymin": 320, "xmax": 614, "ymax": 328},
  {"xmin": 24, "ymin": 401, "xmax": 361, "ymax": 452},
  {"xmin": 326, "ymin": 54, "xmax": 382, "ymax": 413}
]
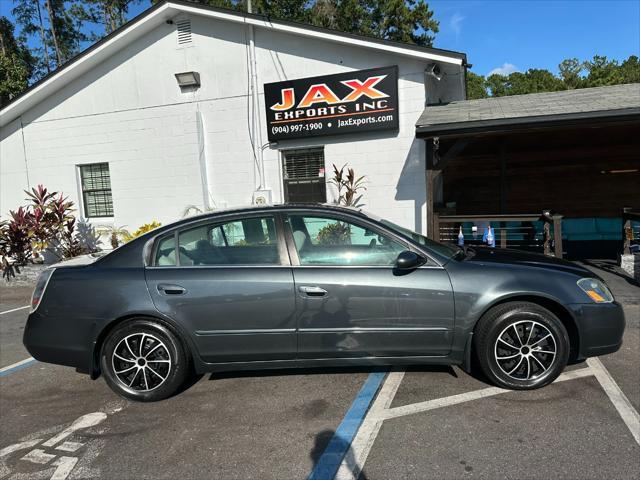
[
  {"xmin": 247, "ymin": 0, "xmax": 266, "ymax": 190},
  {"xmin": 19, "ymin": 117, "xmax": 31, "ymax": 188}
]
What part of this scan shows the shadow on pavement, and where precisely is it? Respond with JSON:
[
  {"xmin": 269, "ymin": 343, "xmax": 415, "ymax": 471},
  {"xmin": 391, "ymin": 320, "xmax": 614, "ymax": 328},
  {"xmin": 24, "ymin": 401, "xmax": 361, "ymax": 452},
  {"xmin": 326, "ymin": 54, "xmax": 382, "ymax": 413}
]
[{"xmin": 310, "ymin": 429, "xmax": 369, "ymax": 480}]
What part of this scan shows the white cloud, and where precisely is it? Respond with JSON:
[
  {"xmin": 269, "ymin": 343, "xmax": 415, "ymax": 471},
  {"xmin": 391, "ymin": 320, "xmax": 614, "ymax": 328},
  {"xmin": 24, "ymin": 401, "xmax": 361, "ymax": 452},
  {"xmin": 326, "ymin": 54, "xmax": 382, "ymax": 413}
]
[
  {"xmin": 488, "ymin": 63, "xmax": 519, "ymax": 76},
  {"xmin": 449, "ymin": 13, "xmax": 465, "ymax": 36}
]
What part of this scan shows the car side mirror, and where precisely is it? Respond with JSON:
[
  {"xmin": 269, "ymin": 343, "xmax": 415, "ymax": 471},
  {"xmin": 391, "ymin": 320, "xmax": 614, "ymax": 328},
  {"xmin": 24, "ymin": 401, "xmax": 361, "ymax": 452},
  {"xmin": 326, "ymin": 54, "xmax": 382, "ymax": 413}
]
[{"xmin": 395, "ymin": 250, "xmax": 425, "ymax": 270}]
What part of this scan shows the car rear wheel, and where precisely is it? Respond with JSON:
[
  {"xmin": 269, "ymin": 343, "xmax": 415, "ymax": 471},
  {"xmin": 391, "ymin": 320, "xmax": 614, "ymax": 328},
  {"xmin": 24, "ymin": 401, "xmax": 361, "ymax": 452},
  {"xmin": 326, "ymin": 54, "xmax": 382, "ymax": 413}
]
[
  {"xmin": 101, "ymin": 319, "xmax": 190, "ymax": 402},
  {"xmin": 474, "ymin": 302, "xmax": 570, "ymax": 390}
]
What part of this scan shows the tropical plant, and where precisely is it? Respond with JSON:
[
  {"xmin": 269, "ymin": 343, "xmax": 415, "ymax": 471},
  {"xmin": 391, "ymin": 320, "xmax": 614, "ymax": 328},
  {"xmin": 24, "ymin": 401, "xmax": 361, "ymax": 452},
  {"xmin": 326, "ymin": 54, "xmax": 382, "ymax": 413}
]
[
  {"xmin": 123, "ymin": 221, "xmax": 162, "ymax": 242},
  {"xmin": 316, "ymin": 221, "xmax": 351, "ymax": 246},
  {"xmin": 0, "ymin": 184, "xmax": 97, "ymax": 280},
  {"xmin": 329, "ymin": 164, "xmax": 367, "ymax": 208},
  {"xmin": 97, "ymin": 224, "xmax": 130, "ymax": 249}
]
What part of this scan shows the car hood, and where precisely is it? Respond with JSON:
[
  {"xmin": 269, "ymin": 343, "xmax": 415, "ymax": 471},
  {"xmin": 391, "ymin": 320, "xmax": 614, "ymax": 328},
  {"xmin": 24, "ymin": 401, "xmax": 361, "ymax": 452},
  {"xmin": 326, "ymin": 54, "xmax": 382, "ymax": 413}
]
[{"xmin": 463, "ymin": 247, "xmax": 595, "ymax": 277}]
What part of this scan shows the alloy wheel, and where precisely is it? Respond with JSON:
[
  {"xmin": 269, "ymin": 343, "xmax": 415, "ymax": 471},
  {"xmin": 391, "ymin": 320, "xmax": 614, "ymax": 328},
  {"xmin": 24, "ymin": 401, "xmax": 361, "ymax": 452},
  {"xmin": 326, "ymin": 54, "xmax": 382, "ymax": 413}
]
[
  {"xmin": 494, "ymin": 320, "xmax": 557, "ymax": 381},
  {"xmin": 111, "ymin": 333, "xmax": 172, "ymax": 391}
]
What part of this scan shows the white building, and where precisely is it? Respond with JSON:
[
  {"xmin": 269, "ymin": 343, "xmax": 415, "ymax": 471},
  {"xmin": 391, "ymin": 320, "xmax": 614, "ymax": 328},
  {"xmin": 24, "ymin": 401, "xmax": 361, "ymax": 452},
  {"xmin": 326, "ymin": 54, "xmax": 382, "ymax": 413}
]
[{"xmin": 0, "ymin": 0, "xmax": 467, "ymax": 237}]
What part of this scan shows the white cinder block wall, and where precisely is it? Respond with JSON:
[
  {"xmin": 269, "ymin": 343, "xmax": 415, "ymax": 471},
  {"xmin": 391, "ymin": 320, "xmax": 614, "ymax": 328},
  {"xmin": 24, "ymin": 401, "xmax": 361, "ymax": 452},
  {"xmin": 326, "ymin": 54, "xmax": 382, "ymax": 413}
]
[{"xmin": 0, "ymin": 11, "xmax": 465, "ymax": 237}]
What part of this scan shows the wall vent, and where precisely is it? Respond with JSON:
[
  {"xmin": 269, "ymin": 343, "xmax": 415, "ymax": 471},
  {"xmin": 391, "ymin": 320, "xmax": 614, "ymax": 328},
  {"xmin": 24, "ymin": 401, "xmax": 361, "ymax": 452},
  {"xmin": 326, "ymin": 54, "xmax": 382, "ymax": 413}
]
[{"xmin": 176, "ymin": 20, "xmax": 192, "ymax": 45}]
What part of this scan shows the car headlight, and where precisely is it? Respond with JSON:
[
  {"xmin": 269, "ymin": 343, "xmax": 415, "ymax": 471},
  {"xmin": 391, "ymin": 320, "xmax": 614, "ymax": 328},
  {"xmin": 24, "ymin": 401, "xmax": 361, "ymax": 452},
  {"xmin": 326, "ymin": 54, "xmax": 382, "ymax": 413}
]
[
  {"xmin": 31, "ymin": 268, "xmax": 55, "ymax": 312},
  {"xmin": 577, "ymin": 278, "xmax": 614, "ymax": 303}
]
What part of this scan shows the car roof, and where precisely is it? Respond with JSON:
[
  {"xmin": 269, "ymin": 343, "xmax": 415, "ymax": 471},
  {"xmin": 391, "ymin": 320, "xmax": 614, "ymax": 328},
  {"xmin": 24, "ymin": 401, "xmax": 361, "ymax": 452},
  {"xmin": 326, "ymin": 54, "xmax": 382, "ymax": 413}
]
[{"xmin": 176, "ymin": 203, "xmax": 369, "ymax": 224}]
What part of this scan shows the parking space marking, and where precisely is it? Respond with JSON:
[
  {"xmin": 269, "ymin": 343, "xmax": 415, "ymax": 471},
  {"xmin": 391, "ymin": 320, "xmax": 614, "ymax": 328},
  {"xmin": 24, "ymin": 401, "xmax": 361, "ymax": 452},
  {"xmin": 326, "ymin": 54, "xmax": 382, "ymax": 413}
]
[
  {"xmin": 0, "ymin": 305, "xmax": 29, "ymax": 315},
  {"xmin": 21, "ymin": 449, "xmax": 56, "ymax": 465},
  {"xmin": 382, "ymin": 367, "xmax": 593, "ymax": 421},
  {"xmin": 1, "ymin": 411, "xmax": 110, "ymax": 480},
  {"xmin": 42, "ymin": 413, "xmax": 107, "ymax": 448},
  {"xmin": 334, "ymin": 371, "xmax": 404, "ymax": 480},
  {"xmin": 0, "ymin": 439, "xmax": 42, "ymax": 458},
  {"xmin": 588, "ymin": 357, "xmax": 640, "ymax": 445},
  {"xmin": 335, "ymin": 367, "xmax": 594, "ymax": 480},
  {"xmin": 50, "ymin": 456, "xmax": 79, "ymax": 480},
  {"xmin": 308, "ymin": 372, "xmax": 387, "ymax": 480},
  {"xmin": 0, "ymin": 357, "xmax": 36, "ymax": 377}
]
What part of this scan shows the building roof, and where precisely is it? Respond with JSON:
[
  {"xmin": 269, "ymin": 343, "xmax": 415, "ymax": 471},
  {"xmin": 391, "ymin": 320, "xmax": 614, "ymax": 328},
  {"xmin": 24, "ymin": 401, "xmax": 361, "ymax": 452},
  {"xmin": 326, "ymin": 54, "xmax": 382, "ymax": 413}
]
[
  {"xmin": 416, "ymin": 83, "xmax": 640, "ymax": 137},
  {"xmin": 0, "ymin": 0, "xmax": 466, "ymax": 127}
]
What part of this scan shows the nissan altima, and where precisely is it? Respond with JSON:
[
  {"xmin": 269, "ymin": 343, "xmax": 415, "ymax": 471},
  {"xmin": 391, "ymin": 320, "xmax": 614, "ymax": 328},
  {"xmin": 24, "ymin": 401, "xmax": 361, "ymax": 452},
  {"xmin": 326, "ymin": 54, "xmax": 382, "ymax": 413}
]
[{"xmin": 23, "ymin": 204, "xmax": 625, "ymax": 401}]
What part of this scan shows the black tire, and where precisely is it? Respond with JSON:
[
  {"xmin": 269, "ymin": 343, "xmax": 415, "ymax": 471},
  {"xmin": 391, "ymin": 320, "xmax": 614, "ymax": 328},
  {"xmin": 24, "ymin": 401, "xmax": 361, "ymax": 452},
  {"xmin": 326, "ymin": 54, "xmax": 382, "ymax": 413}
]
[
  {"xmin": 474, "ymin": 302, "xmax": 570, "ymax": 390},
  {"xmin": 101, "ymin": 319, "xmax": 190, "ymax": 402}
]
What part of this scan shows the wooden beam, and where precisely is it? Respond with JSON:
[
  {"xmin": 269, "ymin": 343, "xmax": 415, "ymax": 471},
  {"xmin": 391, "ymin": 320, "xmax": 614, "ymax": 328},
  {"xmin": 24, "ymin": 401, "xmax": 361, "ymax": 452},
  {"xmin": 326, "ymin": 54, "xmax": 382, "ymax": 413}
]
[
  {"xmin": 499, "ymin": 141, "xmax": 507, "ymax": 214},
  {"xmin": 434, "ymin": 137, "xmax": 470, "ymax": 170}
]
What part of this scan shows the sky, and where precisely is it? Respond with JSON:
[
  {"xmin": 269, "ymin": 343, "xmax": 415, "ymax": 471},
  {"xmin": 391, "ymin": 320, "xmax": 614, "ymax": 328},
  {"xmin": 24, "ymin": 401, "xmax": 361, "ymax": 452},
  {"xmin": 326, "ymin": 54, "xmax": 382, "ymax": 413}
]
[
  {"xmin": 429, "ymin": 0, "xmax": 640, "ymax": 76},
  {"xmin": 2, "ymin": 0, "xmax": 639, "ymax": 77}
]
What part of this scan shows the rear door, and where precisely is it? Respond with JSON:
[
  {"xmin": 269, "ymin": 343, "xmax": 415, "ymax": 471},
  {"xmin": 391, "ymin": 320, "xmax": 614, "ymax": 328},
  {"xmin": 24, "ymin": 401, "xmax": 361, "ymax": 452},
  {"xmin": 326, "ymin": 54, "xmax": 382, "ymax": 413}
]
[
  {"xmin": 145, "ymin": 214, "xmax": 297, "ymax": 363},
  {"xmin": 284, "ymin": 212, "xmax": 455, "ymax": 359}
]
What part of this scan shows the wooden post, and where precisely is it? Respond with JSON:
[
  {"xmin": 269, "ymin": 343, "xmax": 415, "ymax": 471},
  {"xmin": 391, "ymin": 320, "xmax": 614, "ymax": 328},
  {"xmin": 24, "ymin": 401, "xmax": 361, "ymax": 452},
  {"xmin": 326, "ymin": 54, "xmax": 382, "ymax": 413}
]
[
  {"xmin": 433, "ymin": 213, "xmax": 441, "ymax": 242},
  {"xmin": 500, "ymin": 222, "xmax": 507, "ymax": 249},
  {"xmin": 622, "ymin": 207, "xmax": 632, "ymax": 255},
  {"xmin": 542, "ymin": 210, "xmax": 552, "ymax": 256},
  {"xmin": 425, "ymin": 138, "xmax": 441, "ymax": 240},
  {"xmin": 553, "ymin": 215, "xmax": 563, "ymax": 259},
  {"xmin": 499, "ymin": 141, "xmax": 507, "ymax": 214}
]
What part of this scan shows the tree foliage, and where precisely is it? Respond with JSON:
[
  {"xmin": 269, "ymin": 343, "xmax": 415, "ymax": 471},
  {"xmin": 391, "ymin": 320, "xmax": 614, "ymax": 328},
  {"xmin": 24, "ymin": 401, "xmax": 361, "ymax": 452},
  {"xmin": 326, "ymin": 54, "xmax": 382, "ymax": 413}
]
[
  {"xmin": 467, "ymin": 55, "xmax": 640, "ymax": 99},
  {"xmin": 0, "ymin": 17, "xmax": 34, "ymax": 106},
  {"xmin": 171, "ymin": 0, "xmax": 439, "ymax": 46}
]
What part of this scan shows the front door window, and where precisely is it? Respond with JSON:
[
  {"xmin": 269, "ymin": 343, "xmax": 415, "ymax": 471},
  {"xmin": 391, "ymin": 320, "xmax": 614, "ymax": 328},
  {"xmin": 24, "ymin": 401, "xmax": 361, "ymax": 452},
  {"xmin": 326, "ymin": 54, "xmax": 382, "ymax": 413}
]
[{"xmin": 287, "ymin": 215, "xmax": 405, "ymax": 266}]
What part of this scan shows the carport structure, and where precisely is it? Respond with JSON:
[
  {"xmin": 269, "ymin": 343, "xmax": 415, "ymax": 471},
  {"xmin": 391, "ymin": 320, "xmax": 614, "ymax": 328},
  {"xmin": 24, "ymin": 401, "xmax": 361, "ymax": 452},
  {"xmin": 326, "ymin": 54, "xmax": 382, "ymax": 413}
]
[{"xmin": 417, "ymin": 83, "xmax": 640, "ymax": 259}]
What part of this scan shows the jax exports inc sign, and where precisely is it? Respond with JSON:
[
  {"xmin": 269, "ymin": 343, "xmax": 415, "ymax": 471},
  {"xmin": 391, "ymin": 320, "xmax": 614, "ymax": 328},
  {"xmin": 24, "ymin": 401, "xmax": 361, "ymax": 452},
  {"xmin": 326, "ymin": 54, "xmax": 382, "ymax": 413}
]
[{"xmin": 264, "ymin": 66, "xmax": 399, "ymax": 141}]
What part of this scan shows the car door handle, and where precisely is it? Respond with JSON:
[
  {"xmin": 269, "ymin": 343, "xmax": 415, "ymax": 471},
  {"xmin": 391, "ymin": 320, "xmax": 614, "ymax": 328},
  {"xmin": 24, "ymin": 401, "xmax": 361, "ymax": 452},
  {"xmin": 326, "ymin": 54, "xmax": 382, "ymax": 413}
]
[
  {"xmin": 298, "ymin": 286, "xmax": 327, "ymax": 297},
  {"xmin": 157, "ymin": 284, "xmax": 186, "ymax": 295}
]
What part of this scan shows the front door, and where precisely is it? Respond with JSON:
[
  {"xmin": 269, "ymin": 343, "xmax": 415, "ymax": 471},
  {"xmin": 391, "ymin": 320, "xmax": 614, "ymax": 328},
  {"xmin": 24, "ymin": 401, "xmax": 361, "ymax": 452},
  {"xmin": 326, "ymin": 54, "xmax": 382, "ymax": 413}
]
[
  {"xmin": 284, "ymin": 213, "xmax": 455, "ymax": 359},
  {"xmin": 145, "ymin": 214, "xmax": 296, "ymax": 363}
]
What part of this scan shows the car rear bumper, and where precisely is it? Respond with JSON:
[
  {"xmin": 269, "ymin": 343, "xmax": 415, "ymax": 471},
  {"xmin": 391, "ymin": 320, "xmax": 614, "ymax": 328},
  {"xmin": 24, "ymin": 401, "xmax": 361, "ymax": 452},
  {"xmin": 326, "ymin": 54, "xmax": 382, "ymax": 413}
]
[
  {"xmin": 23, "ymin": 310, "xmax": 93, "ymax": 374},
  {"xmin": 567, "ymin": 302, "xmax": 626, "ymax": 358}
]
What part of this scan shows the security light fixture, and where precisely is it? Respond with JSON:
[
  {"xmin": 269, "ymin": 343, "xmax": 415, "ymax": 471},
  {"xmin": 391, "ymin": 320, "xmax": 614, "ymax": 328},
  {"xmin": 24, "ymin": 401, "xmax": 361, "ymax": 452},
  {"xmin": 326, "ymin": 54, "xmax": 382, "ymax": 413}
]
[
  {"xmin": 175, "ymin": 71, "xmax": 200, "ymax": 88},
  {"xmin": 426, "ymin": 63, "xmax": 442, "ymax": 81}
]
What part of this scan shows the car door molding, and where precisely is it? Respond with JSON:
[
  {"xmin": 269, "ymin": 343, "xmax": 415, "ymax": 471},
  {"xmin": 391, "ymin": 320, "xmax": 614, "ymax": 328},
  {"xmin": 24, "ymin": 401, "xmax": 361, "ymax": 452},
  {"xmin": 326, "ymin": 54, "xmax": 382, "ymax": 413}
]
[
  {"xmin": 298, "ymin": 327, "xmax": 450, "ymax": 333},
  {"xmin": 195, "ymin": 328, "xmax": 297, "ymax": 335}
]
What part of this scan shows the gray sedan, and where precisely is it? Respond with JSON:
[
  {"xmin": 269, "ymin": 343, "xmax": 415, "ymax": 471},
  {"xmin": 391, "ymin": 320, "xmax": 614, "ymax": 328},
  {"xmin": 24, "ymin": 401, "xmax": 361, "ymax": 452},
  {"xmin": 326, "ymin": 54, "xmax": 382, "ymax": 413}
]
[{"xmin": 23, "ymin": 204, "xmax": 625, "ymax": 401}]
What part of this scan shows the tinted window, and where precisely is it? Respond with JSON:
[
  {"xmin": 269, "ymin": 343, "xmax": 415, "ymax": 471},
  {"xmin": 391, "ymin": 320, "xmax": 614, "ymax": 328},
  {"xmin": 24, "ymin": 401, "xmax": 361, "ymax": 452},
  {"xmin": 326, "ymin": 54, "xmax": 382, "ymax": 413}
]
[
  {"xmin": 288, "ymin": 215, "xmax": 405, "ymax": 266},
  {"xmin": 379, "ymin": 219, "xmax": 459, "ymax": 259},
  {"xmin": 177, "ymin": 216, "xmax": 279, "ymax": 266},
  {"xmin": 155, "ymin": 235, "xmax": 177, "ymax": 266}
]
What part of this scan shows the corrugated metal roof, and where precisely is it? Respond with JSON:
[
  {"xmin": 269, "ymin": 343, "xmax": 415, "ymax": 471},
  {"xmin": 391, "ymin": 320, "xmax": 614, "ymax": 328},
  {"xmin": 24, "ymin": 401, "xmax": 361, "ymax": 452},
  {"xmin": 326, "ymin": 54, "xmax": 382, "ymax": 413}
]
[{"xmin": 416, "ymin": 83, "xmax": 640, "ymax": 135}]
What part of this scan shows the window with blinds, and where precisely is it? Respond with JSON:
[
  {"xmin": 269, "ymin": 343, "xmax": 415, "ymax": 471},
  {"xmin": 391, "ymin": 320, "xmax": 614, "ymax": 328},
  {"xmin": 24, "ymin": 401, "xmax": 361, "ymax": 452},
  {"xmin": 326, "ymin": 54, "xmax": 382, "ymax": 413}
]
[
  {"xmin": 282, "ymin": 148, "xmax": 327, "ymax": 204},
  {"xmin": 79, "ymin": 163, "xmax": 113, "ymax": 218}
]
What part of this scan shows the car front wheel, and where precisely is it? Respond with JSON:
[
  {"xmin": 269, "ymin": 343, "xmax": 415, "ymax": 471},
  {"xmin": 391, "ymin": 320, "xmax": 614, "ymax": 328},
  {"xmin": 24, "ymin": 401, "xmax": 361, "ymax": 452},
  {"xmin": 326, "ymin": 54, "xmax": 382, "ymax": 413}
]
[
  {"xmin": 474, "ymin": 302, "xmax": 570, "ymax": 390},
  {"xmin": 101, "ymin": 319, "xmax": 190, "ymax": 401}
]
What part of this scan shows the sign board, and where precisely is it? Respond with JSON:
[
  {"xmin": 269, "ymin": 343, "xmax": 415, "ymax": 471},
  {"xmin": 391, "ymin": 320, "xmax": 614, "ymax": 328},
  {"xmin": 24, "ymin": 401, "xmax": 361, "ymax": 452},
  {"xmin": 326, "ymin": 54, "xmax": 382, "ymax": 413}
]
[{"xmin": 264, "ymin": 66, "xmax": 399, "ymax": 142}]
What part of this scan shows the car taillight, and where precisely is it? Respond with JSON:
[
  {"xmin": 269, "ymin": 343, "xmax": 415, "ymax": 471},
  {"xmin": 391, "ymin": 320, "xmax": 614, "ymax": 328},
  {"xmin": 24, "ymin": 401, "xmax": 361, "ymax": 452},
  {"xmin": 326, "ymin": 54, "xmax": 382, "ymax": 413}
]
[{"xmin": 31, "ymin": 268, "xmax": 55, "ymax": 312}]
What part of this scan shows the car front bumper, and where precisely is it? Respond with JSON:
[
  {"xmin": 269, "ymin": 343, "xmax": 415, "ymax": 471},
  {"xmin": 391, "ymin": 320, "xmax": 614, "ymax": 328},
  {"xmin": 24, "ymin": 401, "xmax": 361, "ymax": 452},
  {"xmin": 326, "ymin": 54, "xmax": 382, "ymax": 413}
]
[{"xmin": 567, "ymin": 301, "xmax": 626, "ymax": 358}]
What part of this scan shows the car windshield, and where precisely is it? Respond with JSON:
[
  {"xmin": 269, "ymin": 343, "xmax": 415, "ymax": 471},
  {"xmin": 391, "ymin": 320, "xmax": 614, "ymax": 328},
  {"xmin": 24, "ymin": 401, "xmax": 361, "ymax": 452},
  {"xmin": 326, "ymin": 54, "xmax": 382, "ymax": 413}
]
[{"xmin": 378, "ymin": 218, "xmax": 461, "ymax": 259}]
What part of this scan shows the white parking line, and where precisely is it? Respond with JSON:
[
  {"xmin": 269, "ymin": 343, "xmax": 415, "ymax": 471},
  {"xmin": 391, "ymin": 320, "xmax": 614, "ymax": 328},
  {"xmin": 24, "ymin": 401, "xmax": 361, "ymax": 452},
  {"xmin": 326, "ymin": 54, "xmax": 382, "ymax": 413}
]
[
  {"xmin": 0, "ymin": 357, "xmax": 36, "ymax": 375},
  {"xmin": 335, "ymin": 371, "xmax": 404, "ymax": 480},
  {"xmin": 383, "ymin": 367, "xmax": 593, "ymax": 421},
  {"xmin": 587, "ymin": 357, "xmax": 640, "ymax": 445},
  {"xmin": 335, "ymin": 367, "xmax": 594, "ymax": 480},
  {"xmin": 0, "ymin": 305, "xmax": 29, "ymax": 315}
]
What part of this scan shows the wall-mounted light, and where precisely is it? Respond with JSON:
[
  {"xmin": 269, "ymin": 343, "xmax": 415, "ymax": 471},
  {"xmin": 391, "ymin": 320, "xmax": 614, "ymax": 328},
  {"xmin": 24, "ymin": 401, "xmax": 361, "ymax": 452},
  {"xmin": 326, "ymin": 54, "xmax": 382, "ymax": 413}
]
[
  {"xmin": 174, "ymin": 71, "xmax": 200, "ymax": 88},
  {"xmin": 426, "ymin": 63, "xmax": 442, "ymax": 81}
]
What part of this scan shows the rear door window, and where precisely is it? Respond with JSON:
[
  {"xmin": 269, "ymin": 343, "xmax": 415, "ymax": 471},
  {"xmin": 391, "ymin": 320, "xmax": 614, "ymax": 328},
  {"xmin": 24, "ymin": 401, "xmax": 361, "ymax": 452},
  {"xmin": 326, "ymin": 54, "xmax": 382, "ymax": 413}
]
[{"xmin": 176, "ymin": 216, "xmax": 280, "ymax": 266}]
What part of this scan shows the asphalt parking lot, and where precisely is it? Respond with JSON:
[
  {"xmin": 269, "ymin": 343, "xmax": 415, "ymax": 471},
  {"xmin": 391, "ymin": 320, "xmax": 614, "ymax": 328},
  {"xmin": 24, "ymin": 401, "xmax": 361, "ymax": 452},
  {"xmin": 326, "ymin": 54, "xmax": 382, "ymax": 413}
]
[{"xmin": 1, "ymin": 261, "xmax": 638, "ymax": 480}]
